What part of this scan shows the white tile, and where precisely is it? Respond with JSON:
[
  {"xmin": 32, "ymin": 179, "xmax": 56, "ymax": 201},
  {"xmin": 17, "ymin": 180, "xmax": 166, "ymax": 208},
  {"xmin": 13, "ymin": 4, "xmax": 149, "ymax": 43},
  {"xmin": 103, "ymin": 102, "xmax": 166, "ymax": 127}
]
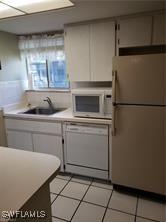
[
  {"xmin": 108, "ymin": 191, "xmax": 137, "ymax": 214},
  {"xmin": 61, "ymin": 181, "xmax": 89, "ymax": 200},
  {"xmin": 92, "ymin": 179, "xmax": 113, "ymax": 190},
  {"xmin": 27, "ymin": 91, "xmax": 71, "ymax": 108},
  {"xmin": 136, "ymin": 217, "xmax": 154, "ymax": 222},
  {"xmin": 137, "ymin": 198, "xmax": 165, "ymax": 222},
  {"xmin": 0, "ymin": 80, "xmax": 27, "ymax": 107},
  {"xmin": 51, "ymin": 196, "xmax": 80, "ymax": 221},
  {"xmin": 103, "ymin": 209, "xmax": 135, "ymax": 222},
  {"xmin": 50, "ymin": 178, "xmax": 68, "ymax": 194},
  {"xmin": 50, "ymin": 193, "xmax": 57, "ymax": 203},
  {"xmin": 83, "ymin": 186, "xmax": 112, "ymax": 207},
  {"xmin": 56, "ymin": 173, "xmax": 72, "ymax": 181},
  {"xmin": 71, "ymin": 175, "xmax": 93, "ymax": 185},
  {"xmin": 71, "ymin": 202, "xmax": 105, "ymax": 222}
]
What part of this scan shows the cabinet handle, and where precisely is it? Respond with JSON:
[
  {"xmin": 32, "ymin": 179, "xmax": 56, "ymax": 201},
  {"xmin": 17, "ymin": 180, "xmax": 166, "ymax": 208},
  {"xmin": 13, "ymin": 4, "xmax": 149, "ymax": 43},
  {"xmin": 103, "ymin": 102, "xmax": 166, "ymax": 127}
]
[
  {"xmin": 112, "ymin": 104, "xmax": 117, "ymax": 136},
  {"xmin": 111, "ymin": 106, "xmax": 116, "ymax": 136},
  {"xmin": 112, "ymin": 70, "xmax": 117, "ymax": 104}
]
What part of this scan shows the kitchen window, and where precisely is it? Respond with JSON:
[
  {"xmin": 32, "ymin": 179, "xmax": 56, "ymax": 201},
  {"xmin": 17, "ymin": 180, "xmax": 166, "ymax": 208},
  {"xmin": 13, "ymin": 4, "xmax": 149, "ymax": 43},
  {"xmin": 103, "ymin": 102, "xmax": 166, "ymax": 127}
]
[{"xmin": 19, "ymin": 33, "xmax": 69, "ymax": 90}]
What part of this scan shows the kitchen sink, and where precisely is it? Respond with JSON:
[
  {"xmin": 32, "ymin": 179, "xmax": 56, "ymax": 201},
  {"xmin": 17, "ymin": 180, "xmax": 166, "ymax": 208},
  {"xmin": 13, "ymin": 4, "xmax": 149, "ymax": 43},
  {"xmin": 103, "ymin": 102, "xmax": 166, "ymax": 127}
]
[{"xmin": 21, "ymin": 107, "xmax": 65, "ymax": 115}]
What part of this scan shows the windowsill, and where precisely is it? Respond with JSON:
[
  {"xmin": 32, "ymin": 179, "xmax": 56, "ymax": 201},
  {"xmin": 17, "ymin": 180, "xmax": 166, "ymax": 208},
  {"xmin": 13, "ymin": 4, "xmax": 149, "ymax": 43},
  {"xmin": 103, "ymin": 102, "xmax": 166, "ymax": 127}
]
[{"xmin": 25, "ymin": 88, "xmax": 71, "ymax": 93}]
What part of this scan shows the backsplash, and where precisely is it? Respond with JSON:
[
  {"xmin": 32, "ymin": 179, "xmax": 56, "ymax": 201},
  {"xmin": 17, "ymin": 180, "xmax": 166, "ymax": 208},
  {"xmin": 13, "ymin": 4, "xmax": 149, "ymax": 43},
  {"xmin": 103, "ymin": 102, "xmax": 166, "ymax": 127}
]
[
  {"xmin": 0, "ymin": 80, "xmax": 28, "ymax": 108},
  {"xmin": 26, "ymin": 91, "xmax": 71, "ymax": 109}
]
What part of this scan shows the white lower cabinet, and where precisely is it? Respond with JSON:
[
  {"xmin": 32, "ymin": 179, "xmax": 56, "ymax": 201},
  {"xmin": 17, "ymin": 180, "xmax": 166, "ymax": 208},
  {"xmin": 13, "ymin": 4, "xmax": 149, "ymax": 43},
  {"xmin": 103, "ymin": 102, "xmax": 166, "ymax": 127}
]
[
  {"xmin": 5, "ymin": 118, "xmax": 111, "ymax": 179},
  {"xmin": 5, "ymin": 118, "xmax": 64, "ymax": 171},
  {"xmin": 7, "ymin": 130, "xmax": 33, "ymax": 152},
  {"xmin": 32, "ymin": 133, "xmax": 63, "ymax": 161}
]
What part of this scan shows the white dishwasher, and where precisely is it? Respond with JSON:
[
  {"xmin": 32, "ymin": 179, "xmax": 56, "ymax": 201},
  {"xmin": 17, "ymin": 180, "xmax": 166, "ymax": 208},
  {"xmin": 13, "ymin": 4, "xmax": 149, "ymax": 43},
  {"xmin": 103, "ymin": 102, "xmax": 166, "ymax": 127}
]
[{"xmin": 64, "ymin": 123, "xmax": 109, "ymax": 179}]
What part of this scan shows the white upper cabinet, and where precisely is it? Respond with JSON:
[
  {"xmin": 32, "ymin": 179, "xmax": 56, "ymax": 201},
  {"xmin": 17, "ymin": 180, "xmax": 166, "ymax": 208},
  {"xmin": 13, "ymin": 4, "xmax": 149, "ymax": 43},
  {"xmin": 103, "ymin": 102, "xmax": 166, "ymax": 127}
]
[
  {"xmin": 65, "ymin": 21, "xmax": 115, "ymax": 82},
  {"xmin": 117, "ymin": 16, "xmax": 152, "ymax": 48},
  {"xmin": 65, "ymin": 24, "xmax": 90, "ymax": 81},
  {"xmin": 152, "ymin": 13, "xmax": 166, "ymax": 45},
  {"xmin": 90, "ymin": 21, "xmax": 115, "ymax": 81}
]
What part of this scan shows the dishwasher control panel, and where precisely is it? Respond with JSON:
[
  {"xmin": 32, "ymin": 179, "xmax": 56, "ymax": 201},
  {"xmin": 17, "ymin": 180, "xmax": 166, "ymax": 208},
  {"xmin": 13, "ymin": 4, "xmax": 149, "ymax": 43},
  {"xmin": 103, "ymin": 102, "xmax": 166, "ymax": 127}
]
[{"xmin": 66, "ymin": 124, "xmax": 108, "ymax": 136}]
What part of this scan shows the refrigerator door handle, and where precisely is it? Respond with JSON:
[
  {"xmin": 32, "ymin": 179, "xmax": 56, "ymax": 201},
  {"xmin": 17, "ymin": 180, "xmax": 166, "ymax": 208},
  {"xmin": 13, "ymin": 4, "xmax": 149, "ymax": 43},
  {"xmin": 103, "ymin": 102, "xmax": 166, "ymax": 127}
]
[
  {"xmin": 112, "ymin": 104, "xmax": 117, "ymax": 136},
  {"xmin": 112, "ymin": 70, "xmax": 117, "ymax": 105}
]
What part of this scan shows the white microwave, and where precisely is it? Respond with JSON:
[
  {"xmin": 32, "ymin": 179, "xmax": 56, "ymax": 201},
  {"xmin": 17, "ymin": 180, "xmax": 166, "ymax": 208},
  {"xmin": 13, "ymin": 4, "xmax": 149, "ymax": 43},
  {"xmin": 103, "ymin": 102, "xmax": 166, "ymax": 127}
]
[{"xmin": 71, "ymin": 88, "xmax": 112, "ymax": 119}]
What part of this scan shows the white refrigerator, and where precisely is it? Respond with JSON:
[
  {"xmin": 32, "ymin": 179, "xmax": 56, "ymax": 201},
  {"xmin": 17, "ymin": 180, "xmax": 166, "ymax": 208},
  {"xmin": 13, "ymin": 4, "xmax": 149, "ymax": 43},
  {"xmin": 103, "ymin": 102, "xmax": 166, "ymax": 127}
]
[{"xmin": 112, "ymin": 53, "xmax": 165, "ymax": 195}]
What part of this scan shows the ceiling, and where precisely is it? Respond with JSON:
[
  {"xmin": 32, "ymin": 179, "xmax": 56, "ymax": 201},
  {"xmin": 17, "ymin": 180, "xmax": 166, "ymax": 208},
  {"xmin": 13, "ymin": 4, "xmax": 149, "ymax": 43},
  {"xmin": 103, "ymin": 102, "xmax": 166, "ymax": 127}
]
[
  {"xmin": 0, "ymin": 0, "xmax": 165, "ymax": 35},
  {"xmin": 0, "ymin": 0, "xmax": 74, "ymax": 19}
]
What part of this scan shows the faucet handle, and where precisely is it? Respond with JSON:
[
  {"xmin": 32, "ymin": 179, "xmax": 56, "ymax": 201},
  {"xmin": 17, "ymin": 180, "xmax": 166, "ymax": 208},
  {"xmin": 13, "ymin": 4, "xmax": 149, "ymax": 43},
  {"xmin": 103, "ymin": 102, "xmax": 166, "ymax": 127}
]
[{"xmin": 46, "ymin": 97, "xmax": 52, "ymax": 102}]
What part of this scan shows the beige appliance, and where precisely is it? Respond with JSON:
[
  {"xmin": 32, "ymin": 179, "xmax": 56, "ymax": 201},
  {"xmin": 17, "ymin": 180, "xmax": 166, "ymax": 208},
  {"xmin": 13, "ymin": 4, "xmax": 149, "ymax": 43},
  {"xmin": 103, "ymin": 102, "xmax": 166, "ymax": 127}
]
[{"xmin": 112, "ymin": 53, "xmax": 165, "ymax": 195}]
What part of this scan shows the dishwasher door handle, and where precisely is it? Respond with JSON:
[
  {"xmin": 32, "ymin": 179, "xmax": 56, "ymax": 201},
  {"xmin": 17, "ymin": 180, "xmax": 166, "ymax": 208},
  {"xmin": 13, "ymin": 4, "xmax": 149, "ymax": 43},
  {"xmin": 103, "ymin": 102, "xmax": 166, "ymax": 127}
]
[{"xmin": 67, "ymin": 127, "xmax": 80, "ymax": 131}]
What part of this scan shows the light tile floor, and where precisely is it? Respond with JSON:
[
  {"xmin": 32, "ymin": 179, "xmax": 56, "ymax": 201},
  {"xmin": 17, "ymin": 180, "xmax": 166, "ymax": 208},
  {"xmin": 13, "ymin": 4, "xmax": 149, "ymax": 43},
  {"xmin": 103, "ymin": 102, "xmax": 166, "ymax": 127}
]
[{"xmin": 50, "ymin": 173, "xmax": 165, "ymax": 222}]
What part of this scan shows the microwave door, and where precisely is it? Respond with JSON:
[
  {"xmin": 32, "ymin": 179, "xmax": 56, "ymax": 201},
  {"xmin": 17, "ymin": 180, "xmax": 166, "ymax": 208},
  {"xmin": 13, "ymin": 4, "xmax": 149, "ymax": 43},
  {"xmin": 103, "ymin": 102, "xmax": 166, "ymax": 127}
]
[{"xmin": 73, "ymin": 94, "xmax": 104, "ymax": 117}]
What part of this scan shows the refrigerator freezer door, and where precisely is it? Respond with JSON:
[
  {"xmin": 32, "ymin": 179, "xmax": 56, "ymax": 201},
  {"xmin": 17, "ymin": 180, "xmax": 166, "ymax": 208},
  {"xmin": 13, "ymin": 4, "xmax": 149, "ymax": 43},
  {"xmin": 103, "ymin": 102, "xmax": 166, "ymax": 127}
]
[
  {"xmin": 113, "ymin": 54, "xmax": 166, "ymax": 105},
  {"xmin": 112, "ymin": 105, "xmax": 165, "ymax": 195}
]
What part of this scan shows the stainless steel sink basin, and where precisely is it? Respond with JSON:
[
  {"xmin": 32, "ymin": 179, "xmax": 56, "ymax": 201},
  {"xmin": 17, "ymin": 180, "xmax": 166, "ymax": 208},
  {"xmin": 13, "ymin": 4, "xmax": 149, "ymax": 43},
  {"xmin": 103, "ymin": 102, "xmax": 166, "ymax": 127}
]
[{"xmin": 21, "ymin": 107, "xmax": 65, "ymax": 115}]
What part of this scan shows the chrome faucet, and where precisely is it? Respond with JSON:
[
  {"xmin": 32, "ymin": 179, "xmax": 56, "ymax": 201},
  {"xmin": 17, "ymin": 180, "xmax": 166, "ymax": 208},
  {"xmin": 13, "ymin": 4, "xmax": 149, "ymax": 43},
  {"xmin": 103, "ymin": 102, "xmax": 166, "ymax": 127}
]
[{"xmin": 43, "ymin": 97, "xmax": 55, "ymax": 111}]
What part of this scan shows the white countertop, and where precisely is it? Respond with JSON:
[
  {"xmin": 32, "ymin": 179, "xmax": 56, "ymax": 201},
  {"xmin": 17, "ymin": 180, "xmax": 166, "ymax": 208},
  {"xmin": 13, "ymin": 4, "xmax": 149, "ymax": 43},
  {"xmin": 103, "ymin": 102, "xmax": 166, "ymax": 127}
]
[
  {"xmin": 4, "ymin": 107, "xmax": 112, "ymax": 125},
  {"xmin": 0, "ymin": 147, "xmax": 60, "ymax": 213}
]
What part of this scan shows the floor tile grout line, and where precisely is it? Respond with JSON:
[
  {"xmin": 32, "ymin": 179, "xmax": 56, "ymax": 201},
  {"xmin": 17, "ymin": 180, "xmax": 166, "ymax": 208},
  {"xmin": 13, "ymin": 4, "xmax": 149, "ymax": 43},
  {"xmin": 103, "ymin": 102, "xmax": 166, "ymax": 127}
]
[
  {"xmin": 134, "ymin": 195, "xmax": 139, "ymax": 222},
  {"xmin": 134, "ymin": 196, "xmax": 160, "ymax": 222},
  {"xmin": 91, "ymin": 184, "xmax": 113, "ymax": 191},
  {"xmin": 77, "ymin": 199, "xmax": 107, "ymax": 208},
  {"xmin": 54, "ymin": 176, "xmax": 71, "ymax": 182},
  {"xmin": 57, "ymin": 185, "xmax": 112, "ymax": 206},
  {"xmin": 52, "ymin": 198, "xmax": 159, "ymax": 222},
  {"xmin": 56, "ymin": 177, "xmax": 72, "ymax": 182},
  {"xmin": 68, "ymin": 180, "xmax": 113, "ymax": 190},
  {"xmin": 136, "ymin": 216, "xmax": 160, "ymax": 222},
  {"xmin": 58, "ymin": 174, "xmax": 73, "ymax": 195},
  {"xmin": 69, "ymin": 178, "xmax": 94, "ymax": 222},
  {"xmin": 51, "ymin": 174, "xmax": 73, "ymax": 206},
  {"xmin": 57, "ymin": 173, "xmax": 113, "ymax": 190},
  {"xmin": 51, "ymin": 179, "xmax": 137, "ymax": 220},
  {"xmin": 52, "ymin": 215, "xmax": 69, "ymax": 222},
  {"xmin": 109, "ymin": 207, "xmax": 137, "ymax": 217},
  {"xmin": 50, "ymin": 175, "xmax": 161, "ymax": 222},
  {"xmin": 101, "ymin": 189, "xmax": 113, "ymax": 222},
  {"xmin": 53, "ymin": 193, "xmax": 107, "ymax": 209},
  {"xmin": 51, "ymin": 193, "xmax": 59, "ymax": 205},
  {"xmin": 101, "ymin": 206, "xmax": 160, "ymax": 222},
  {"xmin": 69, "ymin": 180, "xmax": 92, "ymax": 186}
]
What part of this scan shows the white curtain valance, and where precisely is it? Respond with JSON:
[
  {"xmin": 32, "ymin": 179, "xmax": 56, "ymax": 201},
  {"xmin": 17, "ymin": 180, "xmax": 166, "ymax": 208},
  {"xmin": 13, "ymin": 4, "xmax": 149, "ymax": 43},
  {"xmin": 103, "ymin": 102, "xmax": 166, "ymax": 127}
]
[{"xmin": 19, "ymin": 34, "xmax": 65, "ymax": 61}]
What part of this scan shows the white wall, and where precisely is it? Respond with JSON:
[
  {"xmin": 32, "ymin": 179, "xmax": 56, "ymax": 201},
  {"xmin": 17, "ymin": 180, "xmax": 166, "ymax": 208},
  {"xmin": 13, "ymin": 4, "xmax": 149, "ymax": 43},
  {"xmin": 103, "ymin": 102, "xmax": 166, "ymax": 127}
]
[
  {"xmin": 0, "ymin": 32, "xmax": 27, "ymax": 108},
  {"xmin": 0, "ymin": 80, "xmax": 27, "ymax": 108},
  {"xmin": 0, "ymin": 31, "xmax": 27, "ymax": 81}
]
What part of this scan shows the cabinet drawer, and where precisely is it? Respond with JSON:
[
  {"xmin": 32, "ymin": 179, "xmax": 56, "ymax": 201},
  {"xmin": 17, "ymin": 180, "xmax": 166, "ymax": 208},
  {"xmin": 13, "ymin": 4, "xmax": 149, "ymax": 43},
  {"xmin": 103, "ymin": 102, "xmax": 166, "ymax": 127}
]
[{"xmin": 5, "ymin": 118, "xmax": 62, "ymax": 135}]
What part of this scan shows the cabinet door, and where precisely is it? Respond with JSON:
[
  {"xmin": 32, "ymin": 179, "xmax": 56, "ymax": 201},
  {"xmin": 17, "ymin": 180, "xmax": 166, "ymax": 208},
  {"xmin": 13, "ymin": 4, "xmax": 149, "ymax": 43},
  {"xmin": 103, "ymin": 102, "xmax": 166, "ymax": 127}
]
[
  {"xmin": 117, "ymin": 16, "xmax": 152, "ymax": 48},
  {"xmin": 90, "ymin": 21, "xmax": 115, "ymax": 81},
  {"xmin": 33, "ymin": 133, "xmax": 63, "ymax": 163},
  {"xmin": 65, "ymin": 24, "xmax": 90, "ymax": 81},
  {"xmin": 7, "ymin": 130, "xmax": 33, "ymax": 151},
  {"xmin": 153, "ymin": 13, "xmax": 166, "ymax": 45}
]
